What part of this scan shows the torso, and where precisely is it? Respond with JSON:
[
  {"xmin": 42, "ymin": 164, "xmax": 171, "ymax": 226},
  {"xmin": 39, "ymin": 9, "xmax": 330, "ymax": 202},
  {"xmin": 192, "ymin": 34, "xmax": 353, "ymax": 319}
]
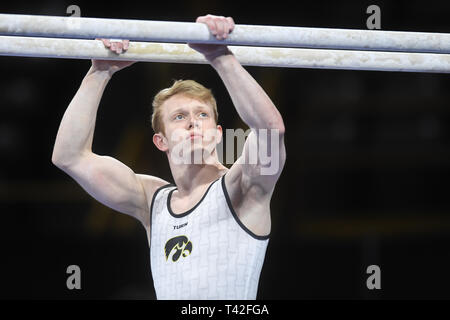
[
  {"xmin": 148, "ymin": 174, "xmax": 270, "ymax": 300},
  {"xmin": 166, "ymin": 170, "xmax": 271, "ymax": 237},
  {"xmin": 170, "ymin": 187, "xmax": 211, "ymax": 215}
]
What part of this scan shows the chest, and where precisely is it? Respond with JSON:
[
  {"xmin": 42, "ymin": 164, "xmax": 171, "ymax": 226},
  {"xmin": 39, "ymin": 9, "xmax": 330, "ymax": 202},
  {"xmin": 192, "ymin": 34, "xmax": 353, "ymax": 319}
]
[
  {"xmin": 151, "ymin": 201, "xmax": 233, "ymax": 260},
  {"xmin": 170, "ymin": 191, "xmax": 205, "ymax": 215}
]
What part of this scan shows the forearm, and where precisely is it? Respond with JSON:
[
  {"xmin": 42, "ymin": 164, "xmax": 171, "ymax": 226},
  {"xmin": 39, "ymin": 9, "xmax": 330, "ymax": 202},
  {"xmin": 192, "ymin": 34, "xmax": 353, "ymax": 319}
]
[
  {"xmin": 52, "ymin": 67, "xmax": 112, "ymax": 166},
  {"xmin": 210, "ymin": 53, "xmax": 285, "ymax": 132}
]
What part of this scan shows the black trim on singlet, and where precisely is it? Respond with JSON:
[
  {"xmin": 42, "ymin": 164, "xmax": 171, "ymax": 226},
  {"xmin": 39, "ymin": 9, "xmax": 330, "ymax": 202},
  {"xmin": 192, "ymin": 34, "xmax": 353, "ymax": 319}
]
[
  {"xmin": 167, "ymin": 176, "xmax": 222, "ymax": 218},
  {"xmin": 149, "ymin": 183, "xmax": 175, "ymax": 225},
  {"xmin": 221, "ymin": 173, "xmax": 271, "ymax": 241},
  {"xmin": 148, "ymin": 182, "xmax": 173, "ymax": 280}
]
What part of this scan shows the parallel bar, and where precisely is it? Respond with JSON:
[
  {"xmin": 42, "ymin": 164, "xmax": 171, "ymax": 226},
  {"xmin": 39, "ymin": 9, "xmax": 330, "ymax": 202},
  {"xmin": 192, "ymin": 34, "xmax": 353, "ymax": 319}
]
[
  {"xmin": 1, "ymin": 13, "xmax": 450, "ymax": 53},
  {"xmin": 1, "ymin": 36, "xmax": 450, "ymax": 73}
]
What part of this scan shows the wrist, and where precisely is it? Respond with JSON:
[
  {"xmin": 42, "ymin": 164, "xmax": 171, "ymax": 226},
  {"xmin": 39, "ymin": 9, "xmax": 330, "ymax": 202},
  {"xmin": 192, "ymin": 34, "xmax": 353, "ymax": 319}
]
[
  {"xmin": 209, "ymin": 51, "xmax": 238, "ymax": 70},
  {"xmin": 205, "ymin": 47, "xmax": 234, "ymax": 64},
  {"xmin": 87, "ymin": 66, "xmax": 114, "ymax": 80}
]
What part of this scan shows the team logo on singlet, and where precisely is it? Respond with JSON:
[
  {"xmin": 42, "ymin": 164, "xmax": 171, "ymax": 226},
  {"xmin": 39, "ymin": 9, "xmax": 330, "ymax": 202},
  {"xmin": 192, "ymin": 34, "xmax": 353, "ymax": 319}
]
[{"xmin": 164, "ymin": 235, "xmax": 193, "ymax": 262}]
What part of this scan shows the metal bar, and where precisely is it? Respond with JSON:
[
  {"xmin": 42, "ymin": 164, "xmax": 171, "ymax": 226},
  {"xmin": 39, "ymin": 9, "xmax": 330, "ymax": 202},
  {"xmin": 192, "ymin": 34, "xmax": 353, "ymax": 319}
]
[
  {"xmin": 1, "ymin": 36, "xmax": 450, "ymax": 73},
  {"xmin": 1, "ymin": 13, "xmax": 450, "ymax": 53}
]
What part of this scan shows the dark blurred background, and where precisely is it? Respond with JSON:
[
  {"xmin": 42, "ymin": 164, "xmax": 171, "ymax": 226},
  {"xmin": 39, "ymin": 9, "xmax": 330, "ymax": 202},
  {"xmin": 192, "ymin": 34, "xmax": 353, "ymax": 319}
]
[{"xmin": 0, "ymin": 0, "xmax": 449, "ymax": 299}]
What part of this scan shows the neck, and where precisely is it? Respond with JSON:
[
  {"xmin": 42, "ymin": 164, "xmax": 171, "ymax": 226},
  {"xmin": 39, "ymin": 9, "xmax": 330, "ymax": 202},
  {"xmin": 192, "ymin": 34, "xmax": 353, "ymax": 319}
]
[{"xmin": 167, "ymin": 149, "xmax": 228, "ymax": 196}]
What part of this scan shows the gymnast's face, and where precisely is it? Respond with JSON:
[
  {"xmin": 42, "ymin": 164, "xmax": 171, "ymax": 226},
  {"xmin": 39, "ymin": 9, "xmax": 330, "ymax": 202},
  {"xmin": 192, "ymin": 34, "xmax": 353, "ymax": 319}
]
[{"xmin": 153, "ymin": 94, "xmax": 222, "ymax": 164}]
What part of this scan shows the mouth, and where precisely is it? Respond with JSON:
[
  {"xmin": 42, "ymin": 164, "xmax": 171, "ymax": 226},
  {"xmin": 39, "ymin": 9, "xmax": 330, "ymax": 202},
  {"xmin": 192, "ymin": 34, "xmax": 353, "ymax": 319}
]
[{"xmin": 188, "ymin": 133, "xmax": 203, "ymax": 140}]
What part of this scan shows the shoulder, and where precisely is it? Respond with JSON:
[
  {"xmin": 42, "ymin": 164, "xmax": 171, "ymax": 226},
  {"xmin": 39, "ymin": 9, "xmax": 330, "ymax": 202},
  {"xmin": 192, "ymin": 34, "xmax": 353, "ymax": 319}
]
[
  {"xmin": 135, "ymin": 174, "xmax": 172, "ymax": 226},
  {"xmin": 136, "ymin": 174, "xmax": 172, "ymax": 196},
  {"xmin": 223, "ymin": 158, "xmax": 278, "ymax": 205}
]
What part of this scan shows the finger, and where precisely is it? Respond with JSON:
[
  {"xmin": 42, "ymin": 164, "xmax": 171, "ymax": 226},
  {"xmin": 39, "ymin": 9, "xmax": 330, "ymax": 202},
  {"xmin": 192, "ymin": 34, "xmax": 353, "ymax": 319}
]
[
  {"xmin": 196, "ymin": 15, "xmax": 208, "ymax": 23},
  {"xmin": 198, "ymin": 16, "xmax": 218, "ymax": 36},
  {"xmin": 215, "ymin": 18, "xmax": 227, "ymax": 39},
  {"xmin": 123, "ymin": 40, "xmax": 130, "ymax": 50},
  {"xmin": 226, "ymin": 17, "xmax": 235, "ymax": 33},
  {"xmin": 207, "ymin": 19, "xmax": 218, "ymax": 36},
  {"xmin": 219, "ymin": 16, "xmax": 232, "ymax": 39},
  {"xmin": 100, "ymin": 39, "xmax": 111, "ymax": 48},
  {"xmin": 115, "ymin": 42, "xmax": 123, "ymax": 54}
]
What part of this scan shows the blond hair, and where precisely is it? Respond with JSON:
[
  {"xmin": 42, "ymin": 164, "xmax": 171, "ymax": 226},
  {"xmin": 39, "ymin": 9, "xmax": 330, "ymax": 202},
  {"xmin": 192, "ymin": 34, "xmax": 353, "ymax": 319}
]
[{"xmin": 151, "ymin": 80, "xmax": 219, "ymax": 134}]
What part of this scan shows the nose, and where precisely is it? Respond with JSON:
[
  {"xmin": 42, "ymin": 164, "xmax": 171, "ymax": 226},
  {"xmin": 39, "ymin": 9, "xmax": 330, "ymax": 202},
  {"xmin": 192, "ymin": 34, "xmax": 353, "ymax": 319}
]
[{"xmin": 188, "ymin": 118, "xmax": 200, "ymax": 130}]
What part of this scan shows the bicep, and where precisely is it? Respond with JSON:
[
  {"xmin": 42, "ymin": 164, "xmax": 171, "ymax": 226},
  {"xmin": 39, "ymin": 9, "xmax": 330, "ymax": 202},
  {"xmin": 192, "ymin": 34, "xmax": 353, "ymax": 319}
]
[
  {"xmin": 60, "ymin": 153, "xmax": 165, "ymax": 225},
  {"xmin": 228, "ymin": 128, "xmax": 286, "ymax": 195}
]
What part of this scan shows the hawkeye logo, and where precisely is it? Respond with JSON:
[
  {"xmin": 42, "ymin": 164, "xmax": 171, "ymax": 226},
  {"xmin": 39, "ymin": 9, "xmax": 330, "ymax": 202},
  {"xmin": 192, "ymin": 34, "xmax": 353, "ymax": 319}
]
[{"xmin": 164, "ymin": 235, "xmax": 193, "ymax": 262}]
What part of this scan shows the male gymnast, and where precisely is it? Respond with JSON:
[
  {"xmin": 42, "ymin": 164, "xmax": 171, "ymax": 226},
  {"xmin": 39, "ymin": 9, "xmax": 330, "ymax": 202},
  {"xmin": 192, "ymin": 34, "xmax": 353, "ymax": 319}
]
[{"xmin": 52, "ymin": 14, "xmax": 286, "ymax": 299}]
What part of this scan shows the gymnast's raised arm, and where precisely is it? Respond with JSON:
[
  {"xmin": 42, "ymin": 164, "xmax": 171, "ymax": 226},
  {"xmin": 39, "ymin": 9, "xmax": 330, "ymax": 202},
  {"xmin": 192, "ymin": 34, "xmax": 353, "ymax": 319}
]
[{"xmin": 51, "ymin": 39, "xmax": 168, "ymax": 227}]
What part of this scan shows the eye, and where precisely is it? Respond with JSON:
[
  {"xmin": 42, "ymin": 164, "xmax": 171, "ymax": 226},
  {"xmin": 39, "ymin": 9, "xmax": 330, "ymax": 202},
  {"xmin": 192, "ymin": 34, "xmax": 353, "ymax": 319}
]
[
  {"xmin": 174, "ymin": 114, "xmax": 184, "ymax": 120},
  {"xmin": 199, "ymin": 112, "xmax": 208, "ymax": 118}
]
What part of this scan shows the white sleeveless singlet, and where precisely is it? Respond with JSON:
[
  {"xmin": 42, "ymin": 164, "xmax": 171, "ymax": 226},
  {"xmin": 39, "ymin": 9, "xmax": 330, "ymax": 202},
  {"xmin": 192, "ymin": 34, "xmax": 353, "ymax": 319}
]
[{"xmin": 149, "ymin": 173, "xmax": 269, "ymax": 300}]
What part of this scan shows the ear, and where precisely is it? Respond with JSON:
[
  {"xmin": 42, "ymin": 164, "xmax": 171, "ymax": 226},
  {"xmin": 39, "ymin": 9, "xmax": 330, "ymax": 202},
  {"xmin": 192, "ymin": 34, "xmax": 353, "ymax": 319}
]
[
  {"xmin": 215, "ymin": 124, "xmax": 223, "ymax": 144},
  {"xmin": 153, "ymin": 133, "xmax": 169, "ymax": 152}
]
